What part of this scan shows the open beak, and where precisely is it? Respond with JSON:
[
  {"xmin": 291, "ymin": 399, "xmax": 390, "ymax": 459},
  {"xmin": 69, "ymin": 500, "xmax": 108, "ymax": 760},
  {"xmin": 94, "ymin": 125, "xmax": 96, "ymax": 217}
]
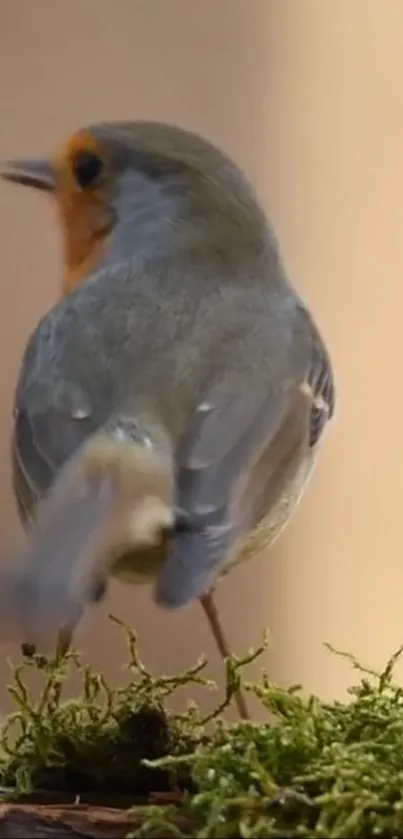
[{"xmin": 1, "ymin": 158, "xmax": 55, "ymax": 192}]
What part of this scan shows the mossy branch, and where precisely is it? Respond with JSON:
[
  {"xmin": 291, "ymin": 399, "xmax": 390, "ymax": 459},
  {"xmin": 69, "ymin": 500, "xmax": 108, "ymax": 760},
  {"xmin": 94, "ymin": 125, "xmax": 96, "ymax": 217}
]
[{"xmin": 0, "ymin": 619, "xmax": 403, "ymax": 836}]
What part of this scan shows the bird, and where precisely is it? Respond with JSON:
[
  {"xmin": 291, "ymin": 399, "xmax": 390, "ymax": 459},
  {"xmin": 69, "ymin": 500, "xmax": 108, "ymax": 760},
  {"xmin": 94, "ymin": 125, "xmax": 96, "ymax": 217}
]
[{"xmin": 0, "ymin": 120, "xmax": 335, "ymax": 720}]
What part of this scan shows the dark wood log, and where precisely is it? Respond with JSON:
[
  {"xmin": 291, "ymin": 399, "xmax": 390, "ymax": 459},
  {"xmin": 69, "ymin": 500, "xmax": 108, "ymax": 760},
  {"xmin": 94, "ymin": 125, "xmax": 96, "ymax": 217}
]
[{"xmin": 0, "ymin": 802, "xmax": 193, "ymax": 838}]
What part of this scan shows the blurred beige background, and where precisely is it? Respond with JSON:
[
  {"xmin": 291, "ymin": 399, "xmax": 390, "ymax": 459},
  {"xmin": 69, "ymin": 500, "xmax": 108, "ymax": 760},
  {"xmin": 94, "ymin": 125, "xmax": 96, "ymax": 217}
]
[{"xmin": 0, "ymin": 0, "xmax": 402, "ymax": 720}]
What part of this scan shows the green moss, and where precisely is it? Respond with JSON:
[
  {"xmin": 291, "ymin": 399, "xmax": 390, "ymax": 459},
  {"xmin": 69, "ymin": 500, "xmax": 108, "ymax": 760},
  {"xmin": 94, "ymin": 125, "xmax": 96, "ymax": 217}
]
[
  {"xmin": 0, "ymin": 615, "xmax": 209, "ymax": 803},
  {"xmin": 1, "ymin": 619, "xmax": 403, "ymax": 837}
]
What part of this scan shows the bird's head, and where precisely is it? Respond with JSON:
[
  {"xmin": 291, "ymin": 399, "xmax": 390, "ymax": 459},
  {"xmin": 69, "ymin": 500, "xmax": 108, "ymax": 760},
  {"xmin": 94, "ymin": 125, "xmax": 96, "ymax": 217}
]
[{"xmin": 1, "ymin": 120, "xmax": 264, "ymax": 295}]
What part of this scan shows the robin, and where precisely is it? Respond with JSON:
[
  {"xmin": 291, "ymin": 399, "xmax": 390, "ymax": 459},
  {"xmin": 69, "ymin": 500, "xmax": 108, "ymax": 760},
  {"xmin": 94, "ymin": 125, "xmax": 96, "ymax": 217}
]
[{"xmin": 0, "ymin": 120, "xmax": 335, "ymax": 720}]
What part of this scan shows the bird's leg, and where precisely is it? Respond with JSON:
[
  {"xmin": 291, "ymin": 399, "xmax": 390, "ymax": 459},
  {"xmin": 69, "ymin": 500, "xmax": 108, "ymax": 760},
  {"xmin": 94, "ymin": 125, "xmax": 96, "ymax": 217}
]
[
  {"xmin": 199, "ymin": 590, "xmax": 250, "ymax": 720},
  {"xmin": 20, "ymin": 625, "xmax": 72, "ymax": 661},
  {"xmin": 55, "ymin": 575, "xmax": 108, "ymax": 660},
  {"xmin": 56, "ymin": 625, "xmax": 73, "ymax": 659},
  {"xmin": 21, "ymin": 576, "xmax": 107, "ymax": 661},
  {"xmin": 22, "ymin": 626, "xmax": 73, "ymax": 660}
]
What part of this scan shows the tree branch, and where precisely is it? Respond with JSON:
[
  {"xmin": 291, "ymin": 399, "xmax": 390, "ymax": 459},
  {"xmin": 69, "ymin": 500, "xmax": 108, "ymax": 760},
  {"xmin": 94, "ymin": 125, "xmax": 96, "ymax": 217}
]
[{"xmin": 0, "ymin": 802, "xmax": 192, "ymax": 838}]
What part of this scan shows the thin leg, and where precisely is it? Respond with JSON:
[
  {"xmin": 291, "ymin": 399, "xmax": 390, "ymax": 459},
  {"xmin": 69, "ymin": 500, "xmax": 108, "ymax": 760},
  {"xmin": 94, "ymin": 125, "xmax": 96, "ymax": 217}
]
[
  {"xmin": 199, "ymin": 590, "xmax": 249, "ymax": 720},
  {"xmin": 21, "ymin": 578, "xmax": 106, "ymax": 661},
  {"xmin": 21, "ymin": 626, "xmax": 72, "ymax": 660},
  {"xmin": 56, "ymin": 625, "xmax": 73, "ymax": 659}
]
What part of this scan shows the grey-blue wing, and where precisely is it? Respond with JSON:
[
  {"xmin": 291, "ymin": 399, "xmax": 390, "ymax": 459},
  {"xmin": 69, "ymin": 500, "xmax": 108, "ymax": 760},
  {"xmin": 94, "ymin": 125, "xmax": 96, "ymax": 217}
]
[
  {"xmin": 154, "ymin": 382, "xmax": 303, "ymax": 609},
  {"xmin": 11, "ymin": 405, "xmax": 96, "ymax": 527},
  {"xmin": 11, "ymin": 316, "xmax": 103, "ymax": 527},
  {"xmin": 154, "ymin": 306, "xmax": 336, "ymax": 611}
]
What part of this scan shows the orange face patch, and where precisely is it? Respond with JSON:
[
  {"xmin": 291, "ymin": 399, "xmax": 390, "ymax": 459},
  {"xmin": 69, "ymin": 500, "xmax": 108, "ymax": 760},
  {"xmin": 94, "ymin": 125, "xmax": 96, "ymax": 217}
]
[{"xmin": 52, "ymin": 131, "xmax": 113, "ymax": 296}]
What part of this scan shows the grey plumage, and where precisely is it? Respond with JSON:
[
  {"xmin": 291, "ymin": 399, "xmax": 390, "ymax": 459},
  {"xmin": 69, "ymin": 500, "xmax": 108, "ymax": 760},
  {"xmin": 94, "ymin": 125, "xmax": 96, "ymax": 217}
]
[{"xmin": 1, "ymin": 120, "xmax": 335, "ymax": 648}]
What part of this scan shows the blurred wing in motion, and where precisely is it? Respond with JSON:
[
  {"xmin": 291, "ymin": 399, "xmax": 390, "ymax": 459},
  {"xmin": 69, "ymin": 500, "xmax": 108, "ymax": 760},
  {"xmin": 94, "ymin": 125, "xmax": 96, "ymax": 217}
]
[
  {"xmin": 0, "ymin": 450, "xmax": 116, "ymax": 650},
  {"xmin": 0, "ymin": 423, "xmax": 175, "ymax": 650}
]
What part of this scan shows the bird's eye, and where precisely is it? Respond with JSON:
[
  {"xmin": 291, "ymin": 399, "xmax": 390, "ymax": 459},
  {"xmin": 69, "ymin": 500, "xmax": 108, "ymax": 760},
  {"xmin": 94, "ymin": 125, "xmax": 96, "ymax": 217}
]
[{"xmin": 72, "ymin": 149, "xmax": 103, "ymax": 189}]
